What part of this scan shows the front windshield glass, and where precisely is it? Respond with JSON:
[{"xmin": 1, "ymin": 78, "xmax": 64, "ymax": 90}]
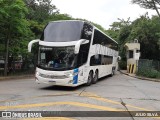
[
  {"xmin": 38, "ymin": 46, "xmax": 76, "ymax": 71},
  {"xmin": 42, "ymin": 21, "xmax": 84, "ymax": 42}
]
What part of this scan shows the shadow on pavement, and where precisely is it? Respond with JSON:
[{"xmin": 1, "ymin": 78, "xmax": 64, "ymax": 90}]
[
  {"xmin": 39, "ymin": 84, "xmax": 85, "ymax": 91},
  {"xmin": 39, "ymin": 75, "xmax": 112, "ymax": 91}
]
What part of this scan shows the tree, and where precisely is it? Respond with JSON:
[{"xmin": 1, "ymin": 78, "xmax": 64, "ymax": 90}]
[
  {"xmin": 23, "ymin": 0, "xmax": 59, "ymax": 38},
  {"xmin": 24, "ymin": 0, "xmax": 59, "ymax": 23},
  {"xmin": 128, "ymin": 15, "xmax": 160, "ymax": 60},
  {"xmin": 0, "ymin": 0, "xmax": 29, "ymax": 75},
  {"xmin": 106, "ymin": 18, "xmax": 132, "ymax": 61},
  {"xmin": 131, "ymin": 0, "xmax": 160, "ymax": 17},
  {"xmin": 107, "ymin": 14, "xmax": 160, "ymax": 61}
]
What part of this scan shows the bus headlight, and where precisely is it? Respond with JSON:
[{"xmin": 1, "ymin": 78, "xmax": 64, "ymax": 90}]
[
  {"xmin": 68, "ymin": 80, "xmax": 73, "ymax": 84},
  {"xmin": 65, "ymin": 71, "xmax": 79, "ymax": 78},
  {"xmin": 65, "ymin": 72, "xmax": 74, "ymax": 77}
]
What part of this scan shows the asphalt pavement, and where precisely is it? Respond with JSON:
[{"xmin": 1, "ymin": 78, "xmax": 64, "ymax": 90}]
[{"xmin": 0, "ymin": 72, "xmax": 160, "ymax": 120}]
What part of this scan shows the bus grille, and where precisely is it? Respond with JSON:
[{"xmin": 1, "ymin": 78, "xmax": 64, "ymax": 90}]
[{"xmin": 39, "ymin": 73, "xmax": 68, "ymax": 79}]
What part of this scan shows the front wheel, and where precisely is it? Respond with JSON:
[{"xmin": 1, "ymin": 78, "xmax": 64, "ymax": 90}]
[{"xmin": 86, "ymin": 71, "xmax": 93, "ymax": 86}]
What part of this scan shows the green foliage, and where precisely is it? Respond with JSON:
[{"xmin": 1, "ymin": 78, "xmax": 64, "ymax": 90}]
[
  {"xmin": 92, "ymin": 23, "xmax": 106, "ymax": 33},
  {"xmin": 29, "ymin": 20, "xmax": 44, "ymax": 37},
  {"xmin": 106, "ymin": 18, "xmax": 132, "ymax": 61},
  {"xmin": 0, "ymin": 0, "xmax": 31, "ymax": 55},
  {"xmin": 0, "ymin": 0, "xmax": 32, "ymax": 75},
  {"xmin": 105, "ymin": 29, "xmax": 119, "ymax": 42},
  {"xmin": 0, "ymin": 0, "xmax": 29, "ymax": 36},
  {"xmin": 137, "ymin": 67, "xmax": 160, "ymax": 78},
  {"xmin": 24, "ymin": 0, "xmax": 59, "ymax": 23},
  {"xmin": 22, "ymin": 0, "xmax": 59, "ymax": 38},
  {"xmin": 119, "ymin": 61, "xmax": 127, "ymax": 70},
  {"xmin": 49, "ymin": 14, "xmax": 72, "ymax": 21},
  {"xmin": 129, "ymin": 15, "xmax": 160, "ymax": 60},
  {"xmin": 108, "ymin": 14, "xmax": 160, "ymax": 61}
]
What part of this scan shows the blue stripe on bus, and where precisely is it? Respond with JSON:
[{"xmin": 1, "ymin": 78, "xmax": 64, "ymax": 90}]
[{"xmin": 73, "ymin": 68, "xmax": 78, "ymax": 84}]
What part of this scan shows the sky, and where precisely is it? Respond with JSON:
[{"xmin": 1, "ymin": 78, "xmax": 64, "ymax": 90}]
[{"xmin": 53, "ymin": 0, "xmax": 157, "ymax": 29}]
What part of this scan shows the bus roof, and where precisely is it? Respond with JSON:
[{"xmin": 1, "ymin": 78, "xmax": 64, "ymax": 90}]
[
  {"xmin": 49, "ymin": 20, "xmax": 94, "ymax": 27},
  {"xmin": 47, "ymin": 20, "xmax": 118, "ymax": 44}
]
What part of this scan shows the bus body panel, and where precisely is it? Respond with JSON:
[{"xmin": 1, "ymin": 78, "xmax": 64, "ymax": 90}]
[
  {"xmin": 29, "ymin": 20, "xmax": 119, "ymax": 87},
  {"xmin": 35, "ymin": 66, "xmax": 87, "ymax": 87}
]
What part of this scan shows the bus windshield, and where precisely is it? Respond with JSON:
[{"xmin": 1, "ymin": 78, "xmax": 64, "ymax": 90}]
[
  {"xmin": 42, "ymin": 21, "xmax": 83, "ymax": 42},
  {"xmin": 38, "ymin": 46, "xmax": 76, "ymax": 71}
]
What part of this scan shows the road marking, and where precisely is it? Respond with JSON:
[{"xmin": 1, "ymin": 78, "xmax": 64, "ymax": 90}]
[
  {"xmin": 0, "ymin": 91, "xmax": 153, "ymax": 111},
  {"xmin": 80, "ymin": 92, "xmax": 153, "ymax": 111},
  {"xmin": 0, "ymin": 101, "xmax": 123, "ymax": 111},
  {"xmin": 0, "ymin": 91, "xmax": 156, "ymax": 111},
  {"xmin": 81, "ymin": 92, "xmax": 160, "ymax": 119},
  {"xmin": 23, "ymin": 117, "xmax": 75, "ymax": 120}
]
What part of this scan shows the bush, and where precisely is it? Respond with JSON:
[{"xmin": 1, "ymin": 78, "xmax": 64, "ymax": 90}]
[
  {"xmin": 137, "ymin": 67, "xmax": 160, "ymax": 79},
  {"xmin": 119, "ymin": 61, "xmax": 127, "ymax": 70},
  {"xmin": 157, "ymin": 72, "xmax": 160, "ymax": 78}
]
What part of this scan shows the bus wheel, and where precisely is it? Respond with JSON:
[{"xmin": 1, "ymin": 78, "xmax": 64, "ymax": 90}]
[
  {"xmin": 92, "ymin": 70, "xmax": 98, "ymax": 84},
  {"xmin": 86, "ymin": 71, "xmax": 93, "ymax": 86}
]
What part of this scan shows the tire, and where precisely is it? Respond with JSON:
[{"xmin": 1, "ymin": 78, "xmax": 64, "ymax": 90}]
[
  {"xmin": 92, "ymin": 70, "xmax": 98, "ymax": 84},
  {"xmin": 86, "ymin": 71, "xmax": 93, "ymax": 86}
]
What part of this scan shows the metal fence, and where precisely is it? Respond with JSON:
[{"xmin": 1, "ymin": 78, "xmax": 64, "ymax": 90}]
[
  {"xmin": 138, "ymin": 59, "xmax": 160, "ymax": 71},
  {"xmin": 0, "ymin": 57, "xmax": 35, "ymax": 76}
]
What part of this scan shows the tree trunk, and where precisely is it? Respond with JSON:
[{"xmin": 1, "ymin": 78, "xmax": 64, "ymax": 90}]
[
  {"xmin": 152, "ymin": 0, "xmax": 160, "ymax": 18},
  {"xmin": 4, "ymin": 25, "xmax": 11, "ymax": 76},
  {"xmin": 4, "ymin": 38, "xmax": 9, "ymax": 76}
]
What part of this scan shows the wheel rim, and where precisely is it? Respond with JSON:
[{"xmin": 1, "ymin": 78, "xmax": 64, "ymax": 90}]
[
  {"xmin": 88, "ymin": 73, "xmax": 92, "ymax": 83},
  {"xmin": 93, "ymin": 71, "xmax": 98, "ymax": 83},
  {"xmin": 87, "ymin": 72, "xmax": 92, "ymax": 85}
]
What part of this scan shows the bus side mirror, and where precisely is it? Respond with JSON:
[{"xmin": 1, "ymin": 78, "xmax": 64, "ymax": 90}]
[
  {"xmin": 74, "ymin": 39, "xmax": 89, "ymax": 54},
  {"xmin": 117, "ymin": 56, "xmax": 121, "ymax": 61},
  {"xmin": 28, "ymin": 39, "xmax": 40, "ymax": 52}
]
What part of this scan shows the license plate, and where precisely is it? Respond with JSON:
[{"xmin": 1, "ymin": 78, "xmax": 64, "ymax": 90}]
[{"xmin": 48, "ymin": 80, "xmax": 56, "ymax": 83}]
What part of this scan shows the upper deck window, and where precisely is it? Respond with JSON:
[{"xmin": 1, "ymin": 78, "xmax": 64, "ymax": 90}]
[
  {"xmin": 93, "ymin": 29, "xmax": 118, "ymax": 51},
  {"xmin": 81, "ymin": 23, "xmax": 93, "ymax": 41}
]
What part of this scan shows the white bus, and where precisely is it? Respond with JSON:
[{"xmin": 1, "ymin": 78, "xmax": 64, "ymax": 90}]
[{"xmin": 28, "ymin": 20, "xmax": 119, "ymax": 87}]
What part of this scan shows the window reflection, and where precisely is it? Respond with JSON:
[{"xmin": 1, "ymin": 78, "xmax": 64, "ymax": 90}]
[{"xmin": 38, "ymin": 46, "xmax": 76, "ymax": 71}]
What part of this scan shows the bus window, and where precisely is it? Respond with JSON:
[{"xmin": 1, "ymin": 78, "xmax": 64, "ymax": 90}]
[
  {"xmin": 81, "ymin": 23, "xmax": 93, "ymax": 41},
  {"xmin": 77, "ymin": 44, "xmax": 89, "ymax": 67},
  {"xmin": 90, "ymin": 55, "xmax": 101, "ymax": 66},
  {"xmin": 93, "ymin": 29, "xmax": 118, "ymax": 51}
]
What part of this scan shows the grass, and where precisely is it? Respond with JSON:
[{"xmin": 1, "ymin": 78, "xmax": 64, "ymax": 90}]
[{"xmin": 137, "ymin": 67, "xmax": 160, "ymax": 79}]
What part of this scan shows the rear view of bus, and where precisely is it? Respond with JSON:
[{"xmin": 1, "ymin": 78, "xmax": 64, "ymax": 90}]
[{"xmin": 28, "ymin": 20, "xmax": 119, "ymax": 87}]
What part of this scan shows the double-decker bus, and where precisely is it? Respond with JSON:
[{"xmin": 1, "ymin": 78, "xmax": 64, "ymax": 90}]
[{"xmin": 28, "ymin": 20, "xmax": 119, "ymax": 87}]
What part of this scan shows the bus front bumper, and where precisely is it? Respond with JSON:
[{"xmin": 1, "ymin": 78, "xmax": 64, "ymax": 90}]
[{"xmin": 35, "ymin": 75, "xmax": 79, "ymax": 87}]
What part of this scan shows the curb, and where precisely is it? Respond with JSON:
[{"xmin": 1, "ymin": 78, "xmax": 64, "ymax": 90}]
[
  {"xmin": 0, "ymin": 75, "xmax": 34, "ymax": 81},
  {"xmin": 119, "ymin": 70, "xmax": 160, "ymax": 82}
]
